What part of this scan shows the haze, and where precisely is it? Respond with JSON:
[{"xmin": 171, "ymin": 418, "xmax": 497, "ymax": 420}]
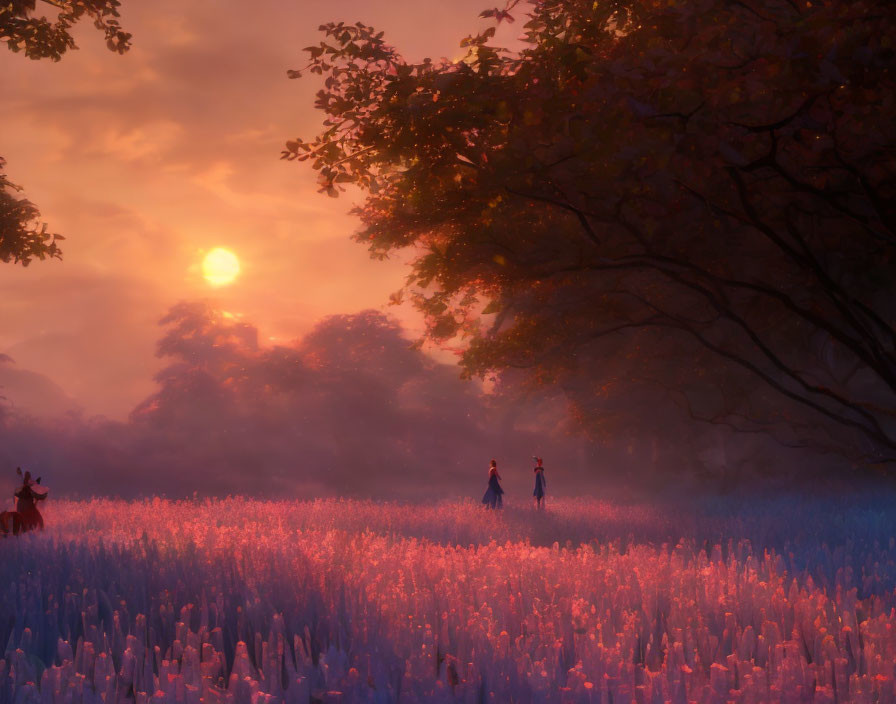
[{"xmin": 0, "ymin": 0, "xmax": 513, "ymax": 419}]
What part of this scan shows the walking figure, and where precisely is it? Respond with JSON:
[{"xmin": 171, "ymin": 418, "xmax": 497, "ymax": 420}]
[
  {"xmin": 533, "ymin": 457, "xmax": 546, "ymax": 510},
  {"xmin": 481, "ymin": 459, "xmax": 504, "ymax": 509}
]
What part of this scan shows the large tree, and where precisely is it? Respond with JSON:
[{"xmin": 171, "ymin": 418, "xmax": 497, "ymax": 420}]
[
  {"xmin": 1, "ymin": 0, "xmax": 131, "ymax": 265},
  {"xmin": 285, "ymin": 0, "xmax": 896, "ymax": 467}
]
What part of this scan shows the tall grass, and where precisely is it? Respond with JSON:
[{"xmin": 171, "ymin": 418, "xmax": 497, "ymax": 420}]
[{"xmin": 1, "ymin": 495, "xmax": 894, "ymax": 703}]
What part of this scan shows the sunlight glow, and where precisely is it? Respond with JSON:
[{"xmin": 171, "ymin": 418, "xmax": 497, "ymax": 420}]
[{"xmin": 202, "ymin": 248, "xmax": 240, "ymax": 286}]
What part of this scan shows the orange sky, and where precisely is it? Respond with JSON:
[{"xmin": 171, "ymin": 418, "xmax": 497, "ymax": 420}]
[{"xmin": 1, "ymin": 0, "xmax": 516, "ymax": 418}]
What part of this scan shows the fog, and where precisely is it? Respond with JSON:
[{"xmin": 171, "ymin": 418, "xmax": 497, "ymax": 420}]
[{"xmin": 0, "ymin": 303, "xmax": 604, "ymax": 500}]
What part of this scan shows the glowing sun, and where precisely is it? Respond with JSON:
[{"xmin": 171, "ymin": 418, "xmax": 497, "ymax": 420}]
[{"xmin": 202, "ymin": 248, "xmax": 240, "ymax": 287}]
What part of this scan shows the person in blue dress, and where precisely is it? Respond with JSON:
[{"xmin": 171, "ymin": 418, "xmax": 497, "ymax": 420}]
[
  {"xmin": 481, "ymin": 459, "xmax": 504, "ymax": 509},
  {"xmin": 533, "ymin": 457, "xmax": 546, "ymax": 510}
]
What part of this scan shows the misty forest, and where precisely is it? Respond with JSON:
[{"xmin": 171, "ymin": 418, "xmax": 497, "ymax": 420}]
[{"xmin": 1, "ymin": 0, "xmax": 895, "ymax": 702}]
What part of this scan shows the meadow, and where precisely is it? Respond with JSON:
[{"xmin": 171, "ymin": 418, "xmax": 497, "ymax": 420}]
[{"xmin": 1, "ymin": 495, "xmax": 895, "ymax": 703}]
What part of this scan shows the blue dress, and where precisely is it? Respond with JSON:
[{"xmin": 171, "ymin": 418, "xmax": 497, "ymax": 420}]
[
  {"xmin": 533, "ymin": 468, "xmax": 546, "ymax": 499},
  {"xmin": 482, "ymin": 470, "xmax": 504, "ymax": 509}
]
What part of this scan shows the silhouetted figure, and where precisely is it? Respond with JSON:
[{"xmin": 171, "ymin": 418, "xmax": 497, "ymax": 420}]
[
  {"xmin": 481, "ymin": 459, "xmax": 504, "ymax": 509},
  {"xmin": 533, "ymin": 457, "xmax": 546, "ymax": 510},
  {"xmin": 14, "ymin": 468, "xmax": 47, "ymax": 531}
]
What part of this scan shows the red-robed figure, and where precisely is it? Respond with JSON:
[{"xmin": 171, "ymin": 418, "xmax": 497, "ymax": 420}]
[{"xmin": 14, "ymin": 468, "xmax": 47, "ymax": 531}]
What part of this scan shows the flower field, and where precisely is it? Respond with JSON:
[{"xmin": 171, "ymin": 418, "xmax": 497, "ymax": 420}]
[{"xmin": 2, "ymin": 496, "xmax": 896, "ymax": 703}]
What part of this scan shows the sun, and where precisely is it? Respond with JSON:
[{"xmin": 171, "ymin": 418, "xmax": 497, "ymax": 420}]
[{"xmin": 202, "ymin": 248, "xmax": 240, "ymax": 287}]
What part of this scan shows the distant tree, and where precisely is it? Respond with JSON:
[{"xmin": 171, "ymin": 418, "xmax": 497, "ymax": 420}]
[
  {"xmin": 1, "ymin": 0, "xmax": 131, "ymax": 265},
  {"xmin": 128, "ymin": 303, "xmax": 502, "ymax": 495},
  {"xmin": 284, "ymin": 0, "xmax": 896, "ymax": 466}
]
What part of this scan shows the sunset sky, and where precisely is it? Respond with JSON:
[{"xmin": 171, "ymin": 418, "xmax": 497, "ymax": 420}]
[{"xmin": 1, "ymin": 0, "xmax": 516, "ymax": 419}]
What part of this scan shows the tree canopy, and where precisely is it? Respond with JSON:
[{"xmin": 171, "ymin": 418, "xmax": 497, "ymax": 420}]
[
  {"xmin": 285, "ymin": 0, "xmax": 896, "ymax": 466},
  {"xmin": 1, "ymin": 0, "xmax": 130, "ymax": 59},
  {"xmin": 0, "ymin": 159, "xmax": 63, "ymax": 265},
  {"xmin": 1, "ymin": 0, "xmax": 131, "ymax": 265}
]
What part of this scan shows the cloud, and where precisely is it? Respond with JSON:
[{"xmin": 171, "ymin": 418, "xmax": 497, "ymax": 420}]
[{"xmin": 97, "ymin": 121, "xmax": 184, "ymax": 163}]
